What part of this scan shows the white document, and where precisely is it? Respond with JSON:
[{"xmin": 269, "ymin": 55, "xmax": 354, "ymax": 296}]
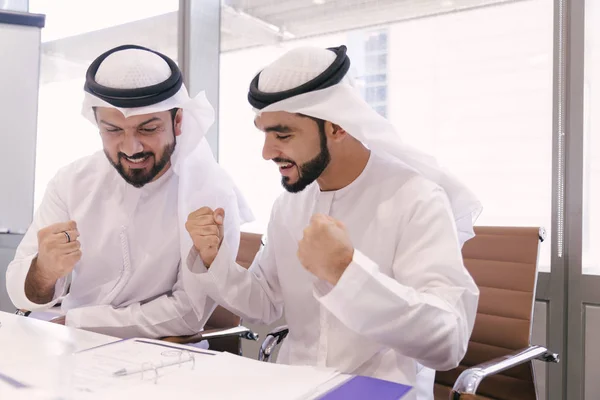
[
  {"xmin": 2, "ymin": 338, "xmax": 340, "ymax": 400},
  {"xmin": 99, "ymin": 351, "xmax": 341, "ymax": 400},
  {"xmin": 72, "ymin": 338, "xmax": 216, "ymax": 392},
  {"xmin": 3, "ymin": 338, "xmax": 219, "ymax": 397},
  {"xmin": 0, "ymin": 386, "xmax": 55, "ymax": 400}
]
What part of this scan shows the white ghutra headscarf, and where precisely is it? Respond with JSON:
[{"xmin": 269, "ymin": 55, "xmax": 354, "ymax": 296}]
[
  {"xmin": 248, "ymin": 45, "xmax": 481, "ymax": 244},
  {"xmin": 81, "ymin": 44, "xmax": 254, "ymax": 262}
]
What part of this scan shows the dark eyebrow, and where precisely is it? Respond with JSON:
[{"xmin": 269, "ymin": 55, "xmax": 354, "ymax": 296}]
[
  {"xmin": 264, "ymin": 125, "xmax": 292, "ymax": 134},
  {"xmin": 99, "ymin": 120, "xmax": 122, "ymax": 130},
  {"xmin": 137, "ymin": 117, "xmax": 161, "ymax": 128},
  {"xmin": 99, "ymin": 117, "xmax": 162, "ymax": 130}
]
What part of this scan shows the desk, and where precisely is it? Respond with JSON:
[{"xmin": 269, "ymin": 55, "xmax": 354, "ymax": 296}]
[
  {"xmin": 0, "ymin": 311, "xmax": 115, "ymax": 368},
  {"xmin": 0, "ymin": 311, "xmax": 407, "ymax": 399},
  {"xmin": 0, "ymin": 311, "xmax": 350, "ymax": 399}
]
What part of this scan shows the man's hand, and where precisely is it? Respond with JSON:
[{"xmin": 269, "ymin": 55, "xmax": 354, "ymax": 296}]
[
  {"xmin": 36, "ymin": 221, "xmax": 81, "ymax": 284},
  {"xmin": 297, "ymin": 214, "xmax": 354, "ymax": 285},
  {"xmin": 25, "ymin": 221, "xmax": 81, "ymax": 305},
  {"xmin": 186, "ymin": 207, "xmax": 224, "ymax": 268},
  {"xmin": 49, "ymin": 315, "xmax": 66, "ymax": 325}
]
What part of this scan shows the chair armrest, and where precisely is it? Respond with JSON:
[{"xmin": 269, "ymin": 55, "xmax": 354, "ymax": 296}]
[
  {"xmin": 259, "ymin": 325, "xmax": 289, "ymax": 362},
  {"xmin": 162, "ymin": 325, "xmax": 259, "ymax": 345},
  {"xmin": 15, "ymin": 304, "xmax": 63, "ymax": 320},
  {"xmin": 452, "ymin": 345, "xmax": 559, "ymax": 397}
]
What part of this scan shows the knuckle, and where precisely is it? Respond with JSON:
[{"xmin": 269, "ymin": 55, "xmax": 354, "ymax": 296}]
[
  {"xmin": 197, "ymin": 206, "xmax": 212, "ymax": 215},
  {"xmin": 199, "ymin": 225, "xmax": 210, "ymax": 233},
  {"xmin": 38, "ymin": 227, "xmax": 50, "ymax": 239}
]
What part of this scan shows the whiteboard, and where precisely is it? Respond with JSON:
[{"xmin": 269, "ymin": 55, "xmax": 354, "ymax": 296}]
[{"xmin": 0, "ymin": 20, "xmax": 42, "ymax": 232}]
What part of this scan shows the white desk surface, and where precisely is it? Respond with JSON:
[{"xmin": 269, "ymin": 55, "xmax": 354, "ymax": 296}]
[
  {"xmin": 0, "ymin": 310, "xmax": 116, "ymax": 368},
  {"xmin": 0, "ymin": 311, "xmax": 350, "ymax": 399}
]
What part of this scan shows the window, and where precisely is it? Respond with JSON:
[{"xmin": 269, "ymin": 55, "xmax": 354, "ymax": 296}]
[
  {"xmin": 351, "ymin": 29, "xmax": 389, "ymax": 118},
  {"xmin": 29, "ymin": 0, "xmax": 179, "ymax": 209},
  {"xmin": 219, "ymin": 0, "xmax": 554, "ymax": 274},
  {"xmin": 0, "ymin": 0, "xmax": 27, "ymax": 12},
  {"xmin": 582, "ymin": 0, "xmax": 600, "ymax": 275}
]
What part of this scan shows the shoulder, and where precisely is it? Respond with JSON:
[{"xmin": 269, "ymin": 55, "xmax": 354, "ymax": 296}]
[
  {"xmin": 48, "ymin": 152, "xmax": 114, "ymax": 199},
  {"xmin": 362, "ymin": 153, "xmax": 443, "ymax": 200},
  {"xmin": 53, "ymin": 151, "xmax": 109, "ymax": 183}
]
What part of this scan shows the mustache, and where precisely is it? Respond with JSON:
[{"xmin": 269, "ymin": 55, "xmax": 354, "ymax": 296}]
[
  {"xmin": 272, "ymin": 157, "xmax": 296, "ymax": 165},
  {"xmin": 118, "ymin": 151, "xmax": 154, "ymax": 161}
]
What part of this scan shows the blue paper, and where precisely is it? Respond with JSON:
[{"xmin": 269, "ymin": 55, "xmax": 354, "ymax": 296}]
[{"xmin": 318, "ymin": 375, "xmax": 412, "ymax": 400}]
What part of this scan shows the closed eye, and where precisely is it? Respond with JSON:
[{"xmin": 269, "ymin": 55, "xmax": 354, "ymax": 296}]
[
  {"xmin": 276, "ymin": 134, "xmax": 292, "ymax": 140},
  {"xmin": 99, "ymin": 120, "xmax": 123, "ymax": 133}
]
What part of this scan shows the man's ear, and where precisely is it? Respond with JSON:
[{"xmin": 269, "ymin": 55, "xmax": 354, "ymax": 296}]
[
  {"xmin": 174, "ymin": 109, "xmax": 183, "ymax": 137},
  {"xmin": 327, "ymin": 122, "xmax": 347, "ymax": 142}
]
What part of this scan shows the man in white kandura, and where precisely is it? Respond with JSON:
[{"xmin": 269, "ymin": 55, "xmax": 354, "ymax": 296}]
[
  {"xmin": 185, "ymin": 45, "xmax": 480, "ymax": 400},
  {"xmin": 6, "ymin": 44, "xmax": 253, "ymax": 338}
]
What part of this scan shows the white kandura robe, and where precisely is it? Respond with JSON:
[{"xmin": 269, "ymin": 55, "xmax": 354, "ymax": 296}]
[
  {"xmin": 188, "ymin": 152, "xmax": 479, "ymax": 400},
  {"xmin": 6, "ymin": 151, "xmax": 240, "ymax": 338}
]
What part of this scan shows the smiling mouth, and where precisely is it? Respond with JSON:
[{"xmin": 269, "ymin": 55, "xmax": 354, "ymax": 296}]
[
  {"xmin": 277, "ymin": 162, "xmax": 294, "ymax": 170},
  {"xmin": 121, "ymin": 154, "xmax": 152, "ymax": 168},
  {"xmin": 125, "ymin": 156, "xmax": 149, "ymax": 164}
]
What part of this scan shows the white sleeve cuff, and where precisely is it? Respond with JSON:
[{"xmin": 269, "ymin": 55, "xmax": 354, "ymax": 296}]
[
  {"xmin": 314, "ymin": 249, "xmax": 378, "ymax": 309},
  {"xmin": 185, "ymin": 242, "xmax": 233, "ymax": 277},
  {"xmin": 65, "ymin": 306, "xmax": 82, "ymax": 328},
  {"xmin": 7, "ymin": 254, "xmax": 67, "ymax": 312},
  {"xmin": 186, "ymin": 246, "xmax": 208, "ymax": 274},
  {"xmin": 206, "ymin": 240, "xmax": 235, "ymax": 281}
]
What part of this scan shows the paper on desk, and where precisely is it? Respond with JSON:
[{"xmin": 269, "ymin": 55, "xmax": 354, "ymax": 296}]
[
  {"xmin": 3, "ymin": 338, "xmax": 220, "ymax": 397},
  {"xmin": 99, "ymin": 351, "xmax": 340, "ymax": 400},
  {"xmin": 3, "ymin": 339, "xmax": 339, "ymax": 400},
  {"xmin": 0, "ymin": 386, "xmax": 55, "ymax": 400},
  {"xmin": 0, "ymin": 384, "xmax": 102, "ymax": 400}
]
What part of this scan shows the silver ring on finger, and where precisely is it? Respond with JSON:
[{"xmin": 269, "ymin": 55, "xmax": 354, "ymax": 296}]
[{"xmin": 63, "ymin": 231, "xmax": 71, "ymax": 243}]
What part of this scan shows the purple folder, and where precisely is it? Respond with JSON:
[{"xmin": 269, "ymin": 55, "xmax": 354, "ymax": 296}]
[{"xmin": 317, "ymin": 375, "xmax": 412, "ymax": 400}]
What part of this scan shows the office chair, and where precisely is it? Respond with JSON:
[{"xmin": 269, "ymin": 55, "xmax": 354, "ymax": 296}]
[{"xmin": 258, "ymin": 227, "xmax": 560, "ymax": 400}]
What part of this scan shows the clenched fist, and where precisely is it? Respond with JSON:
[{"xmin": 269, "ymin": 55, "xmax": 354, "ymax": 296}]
[
  {"xmin": 297, "ymin": 214, "xmax": 354, "ymax": 285},
  {"xmin": 36, "ymin": 220, "xmax": 82, "ymax": 283},
  {"xmin": 186, "ymin": 207, "xmax": 224, "ymax": 267}
]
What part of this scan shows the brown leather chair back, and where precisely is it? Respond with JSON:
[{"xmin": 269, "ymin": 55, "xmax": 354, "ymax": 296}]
[
  {"xmin": 434, "ymin": 226, "xmax": 544, "ymax": 400},
  {"xmin": 204, "ymin": 232, "xmax": 263, "ymax": 353}
]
